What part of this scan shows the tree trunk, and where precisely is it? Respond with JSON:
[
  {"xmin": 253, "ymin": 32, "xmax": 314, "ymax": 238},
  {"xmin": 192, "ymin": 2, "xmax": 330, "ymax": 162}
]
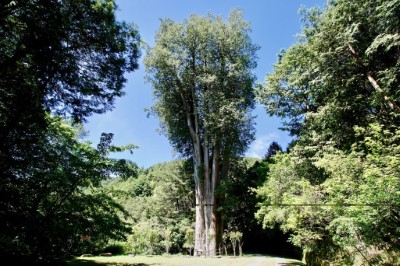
[
  {"xmin": 184, "ymin": 51, "xmax": 221, "ymax": 257},
  {"xmin": 232, "ymin": 241, "xmax": 236, "ymax": 256},
  {"xmin": 194, "ymin": 187, "xmax": 204, "ymax": 255},
  {"xmin": 193, "ymin": 142, "xmax": 221, "ymax": 256},
  {"xmin": 210, "ymin": 139, "xmax": 223, "ymax": 255},
  {"xmin": 193, "ymin": 142, "xmax": 205, "ymax": 255}
]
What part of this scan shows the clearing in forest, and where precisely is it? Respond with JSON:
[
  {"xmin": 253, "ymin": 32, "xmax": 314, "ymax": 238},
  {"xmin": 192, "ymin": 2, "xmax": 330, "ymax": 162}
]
[{"xmin": 68, "ymin": 255, "xmax": 304, "ymax": 266}]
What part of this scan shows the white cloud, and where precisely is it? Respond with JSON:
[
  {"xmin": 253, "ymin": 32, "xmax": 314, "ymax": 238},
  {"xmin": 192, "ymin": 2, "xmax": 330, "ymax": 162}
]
[{"xmin": 246, "ymin": 133, "xmax": 279, "ymax": 159}]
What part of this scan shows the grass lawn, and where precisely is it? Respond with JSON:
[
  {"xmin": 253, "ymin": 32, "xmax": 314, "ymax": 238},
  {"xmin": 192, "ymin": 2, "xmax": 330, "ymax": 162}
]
[{"xmin": 67, "ymin": 254, "xmax": 304, "ymax": 266}]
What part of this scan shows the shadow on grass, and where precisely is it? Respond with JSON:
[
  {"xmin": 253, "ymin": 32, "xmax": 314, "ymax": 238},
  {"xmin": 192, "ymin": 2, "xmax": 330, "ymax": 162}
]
[
  {"xmin": 67, "ymin": 259, "xmax": 155, "ymax": 266},
  {"xmin": 277, "ymin": 262, "xmax": 305, "ymax": 266}
]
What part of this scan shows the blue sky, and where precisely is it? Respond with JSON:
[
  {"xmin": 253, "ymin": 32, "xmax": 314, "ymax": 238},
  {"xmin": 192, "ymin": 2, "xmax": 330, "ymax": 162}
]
[{"xmin": 85, "ymin": 0, "xmax": 326, "ymax": 168}]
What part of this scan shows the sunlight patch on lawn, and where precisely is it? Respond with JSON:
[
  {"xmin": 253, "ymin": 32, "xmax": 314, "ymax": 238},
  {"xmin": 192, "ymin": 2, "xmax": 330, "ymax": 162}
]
[{"xmin": 69, "ymin": 255, "xmax": 304, "ymax": 266}]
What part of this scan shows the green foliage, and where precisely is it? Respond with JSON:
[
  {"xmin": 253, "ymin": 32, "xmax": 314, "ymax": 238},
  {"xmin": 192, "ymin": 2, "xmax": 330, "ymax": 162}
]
[
  {"xmin": 256, "ymin": 1, "xmax": 400, "ymax": 264},
  {"xmin": 229, "ymin": 231, "xmax": 243, "ymax": 256},
  {"xmin": 0, "ymin": 1, "xmax": 141, "ymax": 263},
  {"xmin": 219, "ymin": 159, "xmax": 263, "ymax": 232},
  {"xmin": 256, "ymin": 123, "xmax": 400, "ymax": 264},
  {"xmin": 0, "ymin": 116, "xmax": 136, "ymax": 263},
  {"xmin": 129, "ymin": 222, "xmax": 163, "ymax": 255},
  {"xmin": 258, "ymin": 0, "xmax": 400, "ymax": 146},
  {"xmin": 102, "ymin": 243, "xmax": 129, "ymax": 255},
  {"xmin": 145, "ymin": 9, "xmax": 258, "ymax": 158},
  {"xmin": 183, "ymin": 227, "xmax": 195, "ymax": 255},
  {"xmin": 264, "ymin": 141, "xmax": 283, "ymax": 161},
  {"xmin": 0, "ymin": 0, "xmax": 141, "ymax": 121},
  {"xmin": 214, "ymin": 156, "xmax": 300, "ymax": 257},
  {"xmin": 106, "ymin": 160, "xmax": 195, "ymax": 255}
]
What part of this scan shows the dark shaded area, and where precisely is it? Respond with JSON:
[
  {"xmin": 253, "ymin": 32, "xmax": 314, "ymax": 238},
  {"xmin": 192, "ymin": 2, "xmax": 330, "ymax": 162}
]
[
  {"xmin": 1, "ymin": 255, "xmax": 70, "ymax": 266},
  {"xmin": 243, "ymin": 226, "xmax": 302, "ymax": 260},
  {"xmin": 68, "ymin": 259, "xmax": 153, "ymax": 266},
  {"xmin": 222, "ymin": 147, "xmax": 302, "ymax": 260}
]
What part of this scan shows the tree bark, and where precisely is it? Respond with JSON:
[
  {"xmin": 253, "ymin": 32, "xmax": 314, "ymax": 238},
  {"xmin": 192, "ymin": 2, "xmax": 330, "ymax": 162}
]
[
  {"xmin": 187, "ymin": 49, "xmax": 220, "ymax": 257},
  {"xmin": 176, "ymin": 75, "xmax": 208, "ymax": 256},
  {"xmin": 194, "ymin": 186, "xmax": 205, "ymax": 255},
  {"xmin": 188, "ymin": 136, "xmax": 223, "ymax": 257},
  {"xmin": 347, "ymin": 42, "xmax": 400, "ymax": 111}
]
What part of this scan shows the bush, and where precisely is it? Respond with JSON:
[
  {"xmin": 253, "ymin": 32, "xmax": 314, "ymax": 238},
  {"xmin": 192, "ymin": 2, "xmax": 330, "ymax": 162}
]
[{"xmin": 102, "ymin": 243, "xmax": 128, "ymax": 255}]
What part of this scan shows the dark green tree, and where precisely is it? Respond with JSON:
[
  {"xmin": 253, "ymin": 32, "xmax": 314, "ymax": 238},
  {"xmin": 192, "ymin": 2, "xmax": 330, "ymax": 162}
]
[
  {"xmin": 0, "ymin": 0, "xmax": 140, "ymax": 263},
  {"xmin": 264, "ymin": 141, "xmax": 282, "ymax": 161},
  {"xmin": 0, "ymin": 0, "xmax": 140, "ymax": 184},
  {"xmin": 0, "ymin": 116, "xmax": 137, "ymax": 264}
]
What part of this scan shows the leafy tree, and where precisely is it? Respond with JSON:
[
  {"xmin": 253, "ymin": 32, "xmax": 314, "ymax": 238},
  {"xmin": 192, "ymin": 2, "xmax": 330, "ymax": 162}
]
[
  {"xmin": 0, "ymin": 0, "xmax": 140, "ymax": 178},
  {"xmin": 222, "ymin": 232, "xmax": 229, "ymax": 255},
  {"xmin": 220, "ymin": 158, "xmax": 300, "ymax": 258},
  {"xmin": 144, "ymin": 10, "xmax": 259, "ymax": 255},
  {"xmin": 0, "ymin": 116, "xmax": 137, "ymax": 264},
  {"xmin": 229, "ymin": 232, "xmax": 238, "ymax": 257},
  {"xmin": 256, "ymin": 124, "xmax": 400, "ymax": 264},
  {"xmin": 107, "ymin": 160, "xmax": 195, "ymax": 255},
  {"xmin": 257, "ymin": 0, "xmax": 400, "ymax": 147},
  {"xmin": 256, "ymin": 0, "xmax": 400, "ymax": 264},
  {"xmin": 219, "ymin": 159, "xmax": 263, "ymax": 237},
  {"xmin": 183, "ymin": 227, "xmax": 195, "ymax": 255},
  {"xmin": 1, "ymin": 0, "xmax": 141, "ymax": 180},
  {"xmin": 228, "ymin": 231, "xmax": 243, "ymax": 256},
  {"xmin": 0, "ymin": 1, "xmax": 140, "ymax": 262},
  {"xmin": 0, "ymin": 0, "xmax": 140, "ymax": 121},
  {"xmin": 129, "ymin": 222, "xmax": 163, "ymax": 255}
]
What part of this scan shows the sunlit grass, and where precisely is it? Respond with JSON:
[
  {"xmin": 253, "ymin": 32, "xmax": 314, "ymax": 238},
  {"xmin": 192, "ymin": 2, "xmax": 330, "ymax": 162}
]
[{"xmin": 68, "ymin": 254, "xmax": 304, "ymax": 266}]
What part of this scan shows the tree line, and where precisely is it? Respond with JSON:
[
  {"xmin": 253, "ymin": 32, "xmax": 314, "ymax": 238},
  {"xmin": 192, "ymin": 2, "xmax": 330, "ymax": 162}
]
[{"xmin": 100, "ymin": 156, "xmax": 300, "ymax": 258}]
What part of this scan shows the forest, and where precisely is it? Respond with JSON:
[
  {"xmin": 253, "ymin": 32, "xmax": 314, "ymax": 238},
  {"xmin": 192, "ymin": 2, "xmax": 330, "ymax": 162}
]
[{"xmin": 0, "ymin": 0, "xmax": 399, "ymax": 265}]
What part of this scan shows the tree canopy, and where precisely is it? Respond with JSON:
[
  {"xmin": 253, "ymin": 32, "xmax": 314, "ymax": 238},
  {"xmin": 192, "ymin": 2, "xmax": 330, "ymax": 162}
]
[
  {"xmin": 0, "ymin": 116, "xmax": 138, "ymax": 263},
  {"xmin": 256, "ymin": 0, "xmax": 400, "ymax": 264},
  {"xmin": 257, "ymin": 0, "xmax": 400, "ymax": 146},
  {"xmin": 1, "ymin": 0, "xmax": 140, "ymax": 121},
  {"xmin": 145, "ymin": 9, "xmax": 259, "ymax": 255},
  {"xmin": 0, "ymin": 0, "xmax": 141, "ymax": 263}
]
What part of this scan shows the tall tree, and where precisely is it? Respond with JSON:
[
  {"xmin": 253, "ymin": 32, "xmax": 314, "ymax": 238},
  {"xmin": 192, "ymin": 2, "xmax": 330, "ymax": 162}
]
[
  {"xmin": 0, "ymin": 0, "xmax": 141, "ymax": 185},
  {"xmin": 257, "ymin": 0, "xmax": 400, "ymax": 147},
  {"xmin": 145, "ymin": 10, "xmax": 258, "ymax": 255},
  {"xmin": 256, "ymin": 0, "xmax": 400, "ymax": 264},
  {"xmin": 0, "ymin": 0, "xmax": 140, "ymax": 262}
]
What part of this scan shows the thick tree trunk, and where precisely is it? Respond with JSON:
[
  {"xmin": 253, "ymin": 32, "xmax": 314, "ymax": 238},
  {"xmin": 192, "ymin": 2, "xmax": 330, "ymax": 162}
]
[
  {"xmin": 194, "ymin": 169, "xmax": 204, "ymax": 255},
  {"xmin": 192, "ymin": 142, "xmax": 220, "ymax": 256},
  {"xmin": 183, "ymin": 51, "xmax": 222, "ymax": 257},
  {"xmin": 210, "ymin": 141, "xmax": 221, "ymax": 255}
]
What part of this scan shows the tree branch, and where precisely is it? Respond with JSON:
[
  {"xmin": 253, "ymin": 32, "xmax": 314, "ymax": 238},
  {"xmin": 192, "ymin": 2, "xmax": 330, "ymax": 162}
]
[{"xmin": 347, "ymin": 42, "xmax": 400, "ymax": 111}]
